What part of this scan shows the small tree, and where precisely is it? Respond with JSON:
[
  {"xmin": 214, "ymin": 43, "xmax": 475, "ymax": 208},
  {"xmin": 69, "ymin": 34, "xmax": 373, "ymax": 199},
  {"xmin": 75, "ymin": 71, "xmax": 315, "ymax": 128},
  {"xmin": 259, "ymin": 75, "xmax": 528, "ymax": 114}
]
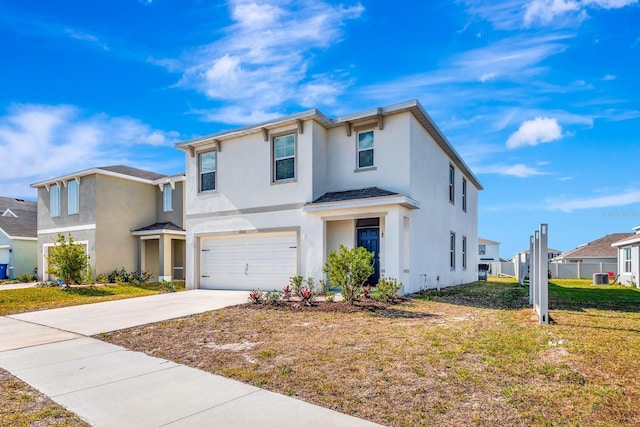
[
  {"xmin": 46, "ymin": 234, "xmax": 90, "ymax": 288},
  {"xmin": 323, "ymin": 245, "xmax": 374, "ymax": 305}
]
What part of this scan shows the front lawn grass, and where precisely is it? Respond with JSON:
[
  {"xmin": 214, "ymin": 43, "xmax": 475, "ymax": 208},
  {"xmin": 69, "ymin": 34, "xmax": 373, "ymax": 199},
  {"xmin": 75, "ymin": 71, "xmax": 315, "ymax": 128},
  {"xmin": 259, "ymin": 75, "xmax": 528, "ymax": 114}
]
[
  {"xmin": 101, "ymin": 279, "xmax": 640, "ymax": 426},
  {"xmin": 0, "ymin": 282, "xmax": 185, "ymax": 316}
]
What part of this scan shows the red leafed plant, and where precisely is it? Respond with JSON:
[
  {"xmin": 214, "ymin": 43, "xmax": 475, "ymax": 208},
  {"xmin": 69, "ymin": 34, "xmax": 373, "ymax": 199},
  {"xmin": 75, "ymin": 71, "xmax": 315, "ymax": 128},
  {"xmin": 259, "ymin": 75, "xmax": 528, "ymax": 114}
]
[
  {"xmin": 283, "ymin": 284, "xmax": 292, "ymax": 301},
  {"xmin": 361, "ymin": 284, "xmax": 372, "ymax": 299},
  {"xmin": 297, "ymin": 287, "xmax": 313, "ymax": 307},
  {"xmin": 248, "ymin": 289, "xmax": 263, "ymax": 304}
]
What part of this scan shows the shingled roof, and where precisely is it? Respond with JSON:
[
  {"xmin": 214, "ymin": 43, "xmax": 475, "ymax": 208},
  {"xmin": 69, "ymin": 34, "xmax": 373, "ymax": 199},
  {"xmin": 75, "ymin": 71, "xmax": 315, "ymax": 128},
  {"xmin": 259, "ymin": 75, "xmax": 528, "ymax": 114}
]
[
  {"xmin": 31, "ymin": 165, "xmax": 168, "ymax": 188},
  {"xmin": 97, "ymin": 165, "xmax": 166, "ymax": 181},
  {"xmin": 312, "ymin": 187, "xmax": 399, "ymax": 204},
  {"xmin": 557, "ymin": 233, "xmax": 635, "ymax": 260},
  {"xmin": 0, "ymin": 198, "xmax": 37, "ymax": 239}
]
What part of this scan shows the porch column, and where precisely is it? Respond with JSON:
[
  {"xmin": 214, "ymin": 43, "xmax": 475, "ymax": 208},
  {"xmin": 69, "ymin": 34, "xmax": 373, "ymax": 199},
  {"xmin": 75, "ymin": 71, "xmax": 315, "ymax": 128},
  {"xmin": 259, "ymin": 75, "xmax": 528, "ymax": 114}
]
[
  {"xmin": 159, "ymin": 234, "xmax": 173, "ymax": 282},
  {"xmin": 383, "ymin": 209, "xmax": 402, "ymax": 282}
]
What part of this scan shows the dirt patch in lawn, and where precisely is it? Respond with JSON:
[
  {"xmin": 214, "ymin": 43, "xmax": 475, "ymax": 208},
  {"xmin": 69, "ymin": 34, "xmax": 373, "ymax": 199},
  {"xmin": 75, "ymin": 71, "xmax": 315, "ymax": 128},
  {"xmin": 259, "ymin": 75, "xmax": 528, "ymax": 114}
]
[
  {"xmin": 99, "ymin": 281, "xmax": 640, "ymax": 426},
  {"xmin": 0, "ymin": 368, "xmax": 89, "ymax": 426}
]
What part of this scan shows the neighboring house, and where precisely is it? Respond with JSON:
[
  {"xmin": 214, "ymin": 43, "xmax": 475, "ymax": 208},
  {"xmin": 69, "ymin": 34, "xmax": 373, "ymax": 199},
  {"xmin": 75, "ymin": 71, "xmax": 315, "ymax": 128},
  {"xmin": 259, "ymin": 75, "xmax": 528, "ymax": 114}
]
[
  {"xmin": 478, "ymin": 238, "xmax": 500, "ymax": 263},
  {"xmin": 176, "ymin": 100, "xmax": 482, "ymax": 294},
  {"xmin": 611, "ymin": 227, "xmax": 640, "ymax": 286},
  {"xmin": 513, "ymin": 248, "xmax": 562, "ymax": 264},
  {"xmin": 31, "ymin": 166, "xmax": 186, "ymax": 282},
  {"xmin": 554, "ymin": 233, "xmax": 633, "ymax": 264},
  {"xmin": 0, "ymin": 197, "xmax": 37, "ymax": 279}
]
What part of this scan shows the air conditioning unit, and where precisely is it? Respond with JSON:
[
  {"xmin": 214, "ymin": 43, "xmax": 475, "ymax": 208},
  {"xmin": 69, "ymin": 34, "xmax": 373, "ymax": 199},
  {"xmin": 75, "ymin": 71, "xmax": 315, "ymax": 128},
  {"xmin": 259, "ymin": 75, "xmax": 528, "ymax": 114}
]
[{"xmin": 593, "ymin": 273, "xmax": 609, "ymax": 285}]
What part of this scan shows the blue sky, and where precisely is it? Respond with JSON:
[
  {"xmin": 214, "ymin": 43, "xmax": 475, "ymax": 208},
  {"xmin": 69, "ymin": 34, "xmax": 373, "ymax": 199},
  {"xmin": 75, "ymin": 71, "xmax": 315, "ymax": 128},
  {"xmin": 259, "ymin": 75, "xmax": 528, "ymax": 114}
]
[{"xmin": 1, "ymin": 0, "xmax": 639, "ymax": 258}]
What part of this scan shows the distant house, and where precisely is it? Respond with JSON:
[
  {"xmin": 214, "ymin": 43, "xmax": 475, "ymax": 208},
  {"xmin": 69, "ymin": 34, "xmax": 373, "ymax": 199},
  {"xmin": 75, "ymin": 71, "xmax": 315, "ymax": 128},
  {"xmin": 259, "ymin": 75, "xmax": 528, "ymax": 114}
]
[
  {"xmin": 31, "ymin": 166, "xmax": 185, "ymax": 282},
  {"xmin": 554, "ymin": 233, "xmax": 633, "ymax": 264},
  {"xmin": 0, "ymin": 197, "xmax": 37, "ymax": 279},
  {"xmin": 513, "ymin": 248, "xmax": 562, "ymax": 264},
  {"xmin": 176, "ymin": 100, "xmax": 482, "ymax": 294},
  {"xmin": 611, "ymin": 227, "xmax": 640, "ymax": 286},
  {"xmin": 478, "ymin": 238, "xmax": 500, "ymax": 263}
]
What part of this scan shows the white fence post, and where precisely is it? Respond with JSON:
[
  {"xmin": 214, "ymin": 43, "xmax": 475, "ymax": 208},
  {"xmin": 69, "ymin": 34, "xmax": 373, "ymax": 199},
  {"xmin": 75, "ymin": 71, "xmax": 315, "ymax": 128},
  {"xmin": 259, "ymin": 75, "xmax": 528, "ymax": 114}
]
[
  {"xmin": 537, "ymin": 224, "xmax": 549, "ymax": 324},
  {"xmin": 528, "ymin": 235, "xmax": 534, "ymax": 304}
]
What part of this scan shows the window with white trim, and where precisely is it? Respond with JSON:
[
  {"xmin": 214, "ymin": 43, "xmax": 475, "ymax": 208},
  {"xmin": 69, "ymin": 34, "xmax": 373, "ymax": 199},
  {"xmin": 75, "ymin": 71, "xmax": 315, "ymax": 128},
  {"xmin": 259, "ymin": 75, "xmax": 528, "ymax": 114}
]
[
  {"xmin": 357, "ymin": 130, "xmax": 374, "ymax": 169},
  {"xmin": 462, "ymin": 178, "xmax": 467, "ymax": 212},
  {"xmin": 462, "ymin": 236, "xmax": 467, "ymax": 269},
  {"xmin": 449, "ymin": 165, "xmax": 455, "ymax": 203},
  {"xmin": 67, "ymin": 179, "xmax": 79, "ymax": 215},
  {"xmin": 163, "ymin": 184, "xmax": 173, "ymax": 212},
  {"xmin": 624, "ymin": 247, "xmax": 632, "ymax": 273},
  {"xmin": 450, "ymin": 232, "xmax": 456, "ymax": 270},
  {"xmin": 479, "ymin": 244, "xmax": 486, "ymax": 255},
  {"xmin": 199, "ymin": 151, "xmax": 216, "ymax": 192},
  {"xmin": 50, "ymin": 184, "xmax": 60, "ymax": 217},
  {"xmin": 273, "ymin": 134, "xmax": 295, "ymax": 182}
]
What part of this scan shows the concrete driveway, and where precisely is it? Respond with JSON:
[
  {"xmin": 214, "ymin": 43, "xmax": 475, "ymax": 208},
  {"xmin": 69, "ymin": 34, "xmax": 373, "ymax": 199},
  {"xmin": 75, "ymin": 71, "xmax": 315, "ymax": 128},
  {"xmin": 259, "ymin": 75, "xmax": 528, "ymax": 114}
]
[
  {"xmin": 9, "ymin": 289, "xmax": 251, "ymax": 335},
  {"xmin": 0, "ymin": 290, "xmax": 381, "ymax": 427}
]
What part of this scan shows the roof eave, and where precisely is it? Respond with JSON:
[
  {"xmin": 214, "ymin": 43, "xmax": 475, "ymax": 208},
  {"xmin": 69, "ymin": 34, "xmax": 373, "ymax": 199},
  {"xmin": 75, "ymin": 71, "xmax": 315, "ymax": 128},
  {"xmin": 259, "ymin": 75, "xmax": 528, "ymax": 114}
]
[
  {"xmin": 303, "ymin": 195, "xmax": 421, "ymax": 213},
  {"xmin": 30, "ymin": 168, "xmax": 162, "ymax": 188}
]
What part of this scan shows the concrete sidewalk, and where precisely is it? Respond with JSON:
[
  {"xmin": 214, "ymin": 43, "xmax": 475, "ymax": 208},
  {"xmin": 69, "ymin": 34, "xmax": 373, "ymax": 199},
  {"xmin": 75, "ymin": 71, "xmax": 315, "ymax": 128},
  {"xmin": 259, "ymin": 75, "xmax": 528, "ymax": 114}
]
[
  {"xmin": 0, "ymin": 290, "xmax": 381, "ymax": 427},
  {"xmin": 0, "ymin": 282, "xmax": 37, "ymax": 290}
]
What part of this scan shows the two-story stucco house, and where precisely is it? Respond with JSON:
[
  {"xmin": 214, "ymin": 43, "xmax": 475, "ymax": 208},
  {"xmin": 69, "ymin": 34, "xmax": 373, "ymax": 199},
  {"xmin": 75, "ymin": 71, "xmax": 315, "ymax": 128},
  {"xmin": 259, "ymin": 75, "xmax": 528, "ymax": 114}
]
[
  {"xmin": 176, "ymin": 100, "xmax": 482, "ymax": 295},
  {"xmin": 31, "ymin": 165, "xmax": 186, "ymax": 282},
  {"xmin": 0, "ymin": 197, "xmax": 37, "ymax": 279}
]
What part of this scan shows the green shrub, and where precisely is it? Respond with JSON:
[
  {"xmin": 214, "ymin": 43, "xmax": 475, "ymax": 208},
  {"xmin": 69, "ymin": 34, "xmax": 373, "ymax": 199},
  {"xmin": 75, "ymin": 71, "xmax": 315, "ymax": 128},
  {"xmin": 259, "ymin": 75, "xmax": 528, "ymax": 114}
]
[
  {"xmin": 46, "ymin": 234, "xmax": 90, "ymax": 288},
  {"xmin": 17, "ymin": 273, "xmax": 35, "ymax": 283},
  {"xmin": 264, "ymin": 290, "xmax": 282, "ymax": 306},
  {"xmin": 371, "ymin": 277, "xmax": 402, "ymax": 302},
  {"xmin": 323, "ymin": 245, "xmax": 374, "ymax": 305},
  {"xmin": 96, "ymin": 273, "xmax": 109, "ymax": 284},
  {"xmin": 319, "ymin": 278, "xmax": 335, "ymax": 302},
  {"xmin": 160, "ymin": 279, "xmax": 177, "ymax": 293}
]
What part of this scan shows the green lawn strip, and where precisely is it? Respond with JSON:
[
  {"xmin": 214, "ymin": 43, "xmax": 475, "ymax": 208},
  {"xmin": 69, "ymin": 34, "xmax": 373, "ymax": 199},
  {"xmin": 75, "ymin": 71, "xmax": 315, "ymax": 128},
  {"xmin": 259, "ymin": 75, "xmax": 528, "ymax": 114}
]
[
  {"xmin": 0, "ymin": 282, "xmax": 185, "ymax": 316},
  {"xmin": 0, "ymin": 368, "xmax": 90, "ymax": 426}
]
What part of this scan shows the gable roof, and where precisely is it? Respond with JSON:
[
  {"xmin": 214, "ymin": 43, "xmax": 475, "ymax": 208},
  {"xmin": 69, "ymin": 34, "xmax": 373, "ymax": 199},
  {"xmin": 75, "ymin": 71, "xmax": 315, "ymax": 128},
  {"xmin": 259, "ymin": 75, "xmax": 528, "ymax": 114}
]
[
  {"xmin": 557, "ymin": 233, "xmax": 635, "ymax": 259},
  {"xmin": 175, "ymin": 99, "xmax": 482, "ymax": 191},
  {"xmin": 30, "ymin": 165, "xmax": 171, "ymax": 188},
  {"xmin": 0, "ymin": 197, "xmax": 37, "ymax": 239},
  {"xmin": 611, "ymin": 230, "xmax": 640, "ymax": 247}
]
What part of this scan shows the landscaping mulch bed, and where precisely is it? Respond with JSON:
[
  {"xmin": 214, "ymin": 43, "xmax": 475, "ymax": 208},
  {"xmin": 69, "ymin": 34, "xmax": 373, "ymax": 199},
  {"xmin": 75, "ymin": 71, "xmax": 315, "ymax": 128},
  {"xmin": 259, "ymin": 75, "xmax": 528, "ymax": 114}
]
[{"xmin": 241, "ymin": 298, "xmax": 407, "ymax": 313}]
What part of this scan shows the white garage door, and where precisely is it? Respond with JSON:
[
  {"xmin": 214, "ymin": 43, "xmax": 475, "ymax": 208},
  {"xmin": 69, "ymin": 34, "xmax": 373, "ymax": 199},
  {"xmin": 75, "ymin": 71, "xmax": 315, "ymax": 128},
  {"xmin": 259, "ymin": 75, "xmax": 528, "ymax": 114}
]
[
  {"xmin": 200, "ymin": 232, "xmax": 298, "ymax": 290},
  {"xmin": 0, "ymin": 247, "xmax": 9, "ymax": 264}
]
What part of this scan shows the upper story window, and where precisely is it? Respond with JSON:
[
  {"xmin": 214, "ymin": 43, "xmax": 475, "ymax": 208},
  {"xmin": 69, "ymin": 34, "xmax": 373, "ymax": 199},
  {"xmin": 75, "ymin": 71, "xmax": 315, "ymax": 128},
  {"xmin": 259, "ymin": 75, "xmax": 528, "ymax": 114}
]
[
  {"xmin": 450, "ymin": 232, "xmax": 456, "ymax": 270},
  {"xmin": 163, "ymin": 184, "xmax": 173, "ymax": 212},
  {"xmin": 462, "ymin": 236, "xmax": 467, "ymax": 269},
  {"xmin": 50, "ymin": 184, "xmax": 60, "ymax": 217},
  {"xmin": 199, "ymin": 151, "xmax": 216, "ymax": 192},
  {"xmin": 67, "ymin": 179, "xmax": 79, "ymax": 215},
  {"xmin": 624, "ymin": 247, "xmax": 632, "ymax": 273},
  {"xmin": 357, "ymin": 130, "xmax": 374, "ymax": 169},
  {"xmin": 449, "ymin": 165, "xmax": 455, "ymax": 204},
  {"xmin": 273, "ymin": 134, "xmax": 295, "ymax": 182},
  {"xmin": 462, "ymin": 178, "xmax": 467, "ymax": 212},
  {"xmin": 479, "ymin": 244, "xmax": 486, "ymax": 255}
]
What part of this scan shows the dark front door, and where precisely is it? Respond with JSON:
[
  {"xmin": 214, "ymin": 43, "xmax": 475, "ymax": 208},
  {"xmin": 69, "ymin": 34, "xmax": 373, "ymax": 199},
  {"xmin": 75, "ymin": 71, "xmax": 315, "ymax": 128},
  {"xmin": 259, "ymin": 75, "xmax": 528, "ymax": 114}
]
[{"xmin": 357, "ymin": 228, "xmax": 380, "ymax": 285}]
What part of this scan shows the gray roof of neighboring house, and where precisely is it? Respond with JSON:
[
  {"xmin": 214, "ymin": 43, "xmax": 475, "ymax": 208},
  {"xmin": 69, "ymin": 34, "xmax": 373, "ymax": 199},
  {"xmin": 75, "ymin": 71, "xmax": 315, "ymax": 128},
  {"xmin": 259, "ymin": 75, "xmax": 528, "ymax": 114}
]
[
  {"xmin": 97, "ymin": 165, "xmax": 166, "ymax": 181},
  {"xmin": 175, "ymin": 99, "xmax": 483, "ymax": 191},
  {"xmin": 557, "ymin": 233, "xmax": 635, "ymax": 259},
  {"xmin": 0, "ymin": 198, "xmax": 37, "ymax": 238},
  {"xmin": 31, "ymin": 165, "xmax": 172, "ymax": 188},
  {"xmin": 312, "ymin": 187, "xmax": 399, "ymax": 204}
]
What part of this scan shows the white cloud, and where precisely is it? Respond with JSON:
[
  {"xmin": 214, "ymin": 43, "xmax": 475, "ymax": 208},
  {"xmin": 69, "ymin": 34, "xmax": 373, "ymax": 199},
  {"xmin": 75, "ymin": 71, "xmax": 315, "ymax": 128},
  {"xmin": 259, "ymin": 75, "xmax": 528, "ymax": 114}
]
[
  {"xmin": 475, "ymin": 163, "xmax": 548, "ymax": 177},
  {"xmin": 64, "ymin": 28, "xmax": 110, "ymax": 51},
  {"xmin": 547, "ymin": 190, "xmax": 640, "ymax": 212},
  {"xmin": 464, "ymin": 0, "xmax": 637, "ymax": 29},
  {"xmin": 602, "ymin": 74, "xmax": 617, "ymax": 81},
  {"xmin": 523, "ymin": 0, "xmax": 637, "ymax": 27},
  {"xmin": 0, "ymin": 104, "xmax": 179, "ymax": 198},
  {"xmin": 506, "ymin": 117, "xmax": 563, "ymax": 149},
  {"xmin": 178, "ymin": 0, "xmax": 364, "ymax": 123}
]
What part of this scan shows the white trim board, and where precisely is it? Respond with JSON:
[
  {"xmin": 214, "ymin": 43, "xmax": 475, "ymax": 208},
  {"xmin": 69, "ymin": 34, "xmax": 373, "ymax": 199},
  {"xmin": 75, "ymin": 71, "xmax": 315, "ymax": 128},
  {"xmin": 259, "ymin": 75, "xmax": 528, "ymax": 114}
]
[{"xmin": 38, "ymin": 224, "xmax": 97, "ymax": 235}]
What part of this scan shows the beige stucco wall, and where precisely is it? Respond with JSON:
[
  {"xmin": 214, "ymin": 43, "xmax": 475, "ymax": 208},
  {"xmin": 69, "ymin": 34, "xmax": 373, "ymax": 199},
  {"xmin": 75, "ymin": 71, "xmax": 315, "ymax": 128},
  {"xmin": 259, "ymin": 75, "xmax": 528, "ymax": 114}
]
[{"xmin": 94, "ymin": 175, "xmax": 157, "ymax": 275}]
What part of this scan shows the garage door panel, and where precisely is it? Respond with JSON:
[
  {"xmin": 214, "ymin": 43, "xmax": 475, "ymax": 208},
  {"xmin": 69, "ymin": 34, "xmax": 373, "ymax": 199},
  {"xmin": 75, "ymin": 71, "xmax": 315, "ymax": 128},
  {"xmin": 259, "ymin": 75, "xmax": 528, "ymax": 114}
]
[{"xmin": 200, "ymin": 232, "xmax": 297, "ymax": 290}]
